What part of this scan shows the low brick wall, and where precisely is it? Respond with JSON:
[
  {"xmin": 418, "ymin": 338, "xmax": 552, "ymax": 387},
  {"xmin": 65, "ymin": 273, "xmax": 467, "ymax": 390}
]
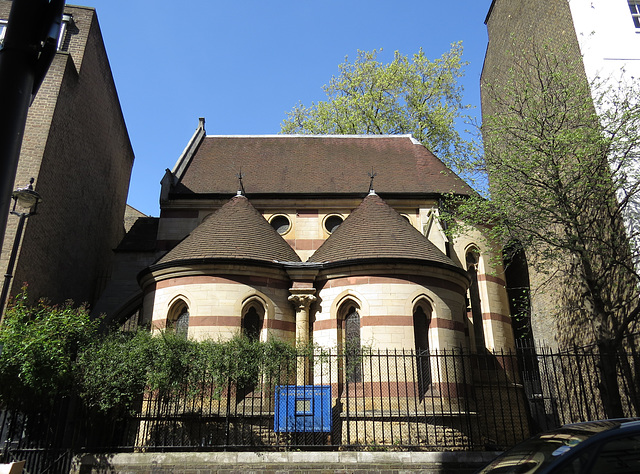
[{"xmin": 72, "ymin": 451, "xmax": 500, "ymax": 473}]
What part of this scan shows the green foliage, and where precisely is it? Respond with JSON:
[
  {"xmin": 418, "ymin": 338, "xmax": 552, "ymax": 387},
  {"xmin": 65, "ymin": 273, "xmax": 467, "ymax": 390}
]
[
  {"xmin": 145, "ymin": 331, "xmax": 201, "ymax": 397},
  {"xmin": 0, "ymin": 291, "xmax": 303, "ymax": 417},
  {"xmin": 0, "ymin": 291, "xmax": 99, "ymax": 412},
  {"xmin": 453, "ymin": 42, "xmax": 640, "ymax": 335},
  {"xmin": 0, "ymin": 293, "xmax": 376, "ymax": 420},
  {"xmin": 75, "ymin": 332, "xmax": 300, "ymax": 415},
  {"xmin": 281, "ymin": 44, "xmax": 478, "ymax": 172},
  {"xmin": 76, "ymin": 330, "xmax": 155, "ymax": 415}
]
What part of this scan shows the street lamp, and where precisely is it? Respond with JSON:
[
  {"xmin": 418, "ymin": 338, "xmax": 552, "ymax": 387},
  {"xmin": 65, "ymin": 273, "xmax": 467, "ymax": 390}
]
[{"xmin": 0, "ymin": 178, "xmax": 42, "ymax": 321}]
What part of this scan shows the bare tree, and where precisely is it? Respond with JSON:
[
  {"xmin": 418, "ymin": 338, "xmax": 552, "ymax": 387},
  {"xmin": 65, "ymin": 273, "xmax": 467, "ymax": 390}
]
[{"xmin": 453, "ymin": 43, "xmax": 640, "ymax": 417}]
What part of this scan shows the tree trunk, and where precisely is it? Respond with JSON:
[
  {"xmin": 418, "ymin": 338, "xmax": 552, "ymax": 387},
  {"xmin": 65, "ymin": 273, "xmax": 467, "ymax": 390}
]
[{"xmin": 597, "ymin": 344, "xmax": 624, "ymax": 419}]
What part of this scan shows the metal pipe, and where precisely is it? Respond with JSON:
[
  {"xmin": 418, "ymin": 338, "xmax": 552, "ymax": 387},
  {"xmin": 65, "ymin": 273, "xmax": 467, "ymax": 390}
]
[
  {"xmin": 0, "ymin": 213, "xmax": 26, "ymax": 322},
  {"xmin": 0, "ymin": 0, "xmax": 64, "ymax": 254}
]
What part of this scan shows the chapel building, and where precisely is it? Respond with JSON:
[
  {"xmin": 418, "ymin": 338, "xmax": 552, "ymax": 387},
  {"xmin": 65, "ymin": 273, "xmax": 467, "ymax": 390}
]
[{"xmin": 100, "ymin": 118, "xmax": 515, "ymax": 357}]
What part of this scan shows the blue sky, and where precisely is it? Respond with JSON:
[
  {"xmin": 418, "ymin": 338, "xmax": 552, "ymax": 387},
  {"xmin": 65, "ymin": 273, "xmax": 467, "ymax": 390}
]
[{"xmin": 73, "ymin": 0, "xmax": 494, "ymax": 216}]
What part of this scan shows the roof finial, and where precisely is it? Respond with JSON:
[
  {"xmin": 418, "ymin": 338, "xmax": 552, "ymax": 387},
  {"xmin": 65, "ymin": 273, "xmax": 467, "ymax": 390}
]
[
  {"xmin": 236, "ymin": 169, "xmax": 246, "ymax": 196},
  {"xmin": 368, "ymin": 168, "xmax": 377, "ymax": 195}
]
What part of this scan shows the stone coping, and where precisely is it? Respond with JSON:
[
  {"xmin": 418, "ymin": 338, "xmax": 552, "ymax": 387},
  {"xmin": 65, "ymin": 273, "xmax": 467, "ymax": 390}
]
[{"xmin": 73, "ymin": 450, "xmax": 500, "ymax": 469}]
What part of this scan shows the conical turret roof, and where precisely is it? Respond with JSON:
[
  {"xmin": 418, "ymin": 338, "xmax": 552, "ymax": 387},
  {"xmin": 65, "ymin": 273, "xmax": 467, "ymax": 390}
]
[
  {"xmin": 308, "ymin": 192, "xmax": 458, "ymax": 268},
  {"xmin": 156, "ymin": 195, "xmax": 301, "ymax": 266}
]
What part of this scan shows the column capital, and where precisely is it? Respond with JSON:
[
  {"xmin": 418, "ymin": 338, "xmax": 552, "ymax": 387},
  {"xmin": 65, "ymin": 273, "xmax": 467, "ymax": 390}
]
[{"xmin": 288, "ymin": 288, "xmax": 317, "ymax": 310}]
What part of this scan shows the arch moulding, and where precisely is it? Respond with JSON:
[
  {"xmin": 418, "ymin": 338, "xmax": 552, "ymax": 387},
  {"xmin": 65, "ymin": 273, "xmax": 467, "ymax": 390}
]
[
  {"xmin": 165, "ymin": 291, "xmax": 196, "ymax": 320},
  {"xmin": 330, "ymin": 289, "xmax": 369, "ymax": 319},
  {"xmin": 235, "ymin": 289, "xmax": 276, "ymax": 322}
]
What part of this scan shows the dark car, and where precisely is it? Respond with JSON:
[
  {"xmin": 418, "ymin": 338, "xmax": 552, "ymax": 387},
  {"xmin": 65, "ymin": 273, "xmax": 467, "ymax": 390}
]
[{"xmin": 477, "ymin": 418, "xmax": 640, "ymax": 473}]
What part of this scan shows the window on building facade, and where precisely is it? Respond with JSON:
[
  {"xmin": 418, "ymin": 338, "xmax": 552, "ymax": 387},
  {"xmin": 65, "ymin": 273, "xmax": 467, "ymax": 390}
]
[
  {"xmin": 466, "ymin": 250, "xmax": 486, "ymax": 352},
  {"xmin": 343, "ymin": 305, "xmax": 362, "ymax": 383},
  {"xmin": 239, "ymin": 303, "xmax": 264, "ymax": 401},
  {"xmin": 413, "ymin": 303, "xmax": 431, "ymax": 398},
  {"xmin": 629, "ymin": 1, "xmax": 640, "ymax": 29},
  {"xmin": 324, "ymin": 215, "xmax": 344, "ymax": 234},
  {"xmin": 0, "ymin": 15, "xmax": 71, "ymax": 50},
  {"xmin": 242, "ymin": 305, "xmax": 263, "ymax": 341},
  {"xmin": 269, "ymin": 215, "xmax": 291, "ymax": 235},
  {"xmin": 57, "ymin": 14, "xmax": 72, "ymax": 50},
  {"xmin": 167, "ymin": 301, "xmax": 190, "ymax": 339},
  {"xmin": 175, "ymin": 308, "xmax": 190, "ymax": 339}
]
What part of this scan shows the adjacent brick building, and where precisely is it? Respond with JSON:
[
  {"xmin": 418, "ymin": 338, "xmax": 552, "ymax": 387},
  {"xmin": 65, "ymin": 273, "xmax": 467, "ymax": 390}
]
[
  {"xmin": 481, "ymin": 0, "xmax": 640, "ymax": 348},
  {"xmin": 0, "ymin": 2, "xmax": 134, "ymax": 310}
]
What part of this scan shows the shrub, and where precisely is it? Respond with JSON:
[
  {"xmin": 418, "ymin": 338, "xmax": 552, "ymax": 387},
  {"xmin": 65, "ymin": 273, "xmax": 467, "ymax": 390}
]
[{"xmin": 0, "ymin": 291, "xmax": 98, "ymax": 412}]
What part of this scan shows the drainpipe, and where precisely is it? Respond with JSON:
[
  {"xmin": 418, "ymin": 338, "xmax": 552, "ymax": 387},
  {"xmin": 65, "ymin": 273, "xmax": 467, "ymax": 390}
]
[{"xmin": 0, "ymin": 0, "xmax": 64, "ymax": 252}]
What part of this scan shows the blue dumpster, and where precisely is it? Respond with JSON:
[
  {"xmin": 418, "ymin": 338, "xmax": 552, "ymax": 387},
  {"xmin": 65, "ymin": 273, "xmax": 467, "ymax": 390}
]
[{"xmin": 274, "ymin": 385, "xmax": 332, "ymax": 432}]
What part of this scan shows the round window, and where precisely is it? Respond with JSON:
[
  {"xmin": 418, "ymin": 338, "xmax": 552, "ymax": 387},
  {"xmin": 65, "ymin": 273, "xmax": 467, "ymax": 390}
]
[
  {"xmin": 324, "ymin": 215, "xmax": 343, "ymax": 234},
  {"xmin": 270, "ymin": 215, "xmax": 291, "ymax": 235}
]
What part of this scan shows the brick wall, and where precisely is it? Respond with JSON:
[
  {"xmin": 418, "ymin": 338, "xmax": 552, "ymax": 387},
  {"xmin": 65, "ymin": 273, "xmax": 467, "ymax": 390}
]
[
  {"xmin": 481, "ymin": 0, "xmax": 589, "ymax": 349},
  {"xmin": 0, "ymin": 3, "xmax": 133, "ymax": 308},
  {"xmin": 482, "ymin": 0, "xmax": 584, "ymax": 116}
]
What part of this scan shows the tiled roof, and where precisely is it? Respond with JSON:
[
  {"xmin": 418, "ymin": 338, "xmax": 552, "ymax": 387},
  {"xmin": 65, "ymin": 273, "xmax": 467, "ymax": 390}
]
[
  {"xmin": 308, "ymin": 193, "xmax": 459, "ymax": 268},
  {"xmin": 156, "ymin": 195, "xmax": 301, "ymax": 265},
  {"xmin": 117, "ymin": 217, "xmax": 159, "ymax": 252},
  {"xmin": 124, "ymin": 204, "xmax": 149, "ymax": 232},
  {"xmin": 174, "ymin": 135, "xmax": 473, "ymax": 196}
]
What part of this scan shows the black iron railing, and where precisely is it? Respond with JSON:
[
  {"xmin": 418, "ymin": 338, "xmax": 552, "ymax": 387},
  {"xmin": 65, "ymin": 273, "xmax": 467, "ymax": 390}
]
[
  {"xmin": 72, "ymin": 346, "xmax": 637, "ymax": 451},
  {"xmin": 1, "ymin": 344, "xmax": 638, "ymax": 473}
]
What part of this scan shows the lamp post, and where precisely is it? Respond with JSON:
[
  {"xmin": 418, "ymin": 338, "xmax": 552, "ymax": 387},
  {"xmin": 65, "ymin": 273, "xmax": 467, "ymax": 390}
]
[{"xmin": 0, "ymin": 178, "xmax": 42, "ymax": 322}]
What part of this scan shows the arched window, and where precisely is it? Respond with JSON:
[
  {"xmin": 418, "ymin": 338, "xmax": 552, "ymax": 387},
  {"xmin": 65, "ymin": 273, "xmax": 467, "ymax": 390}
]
[
  {"xmin": 167, "ymin": 301, "xmax": 189, "ymax": 339},
  {"xmin": 237, "ymin": 302, "xmax": 265, "ymax": 402},
  {"xmin": 413, "ymin": 302, "xmax": 432, "ymax": 398},
  {"xmin": 242, "ymin": 304, "xmax": 264, "ymax": 342},
  {"xmin": 466, "ymin": 249, "xmax": 485, "ymax": 351},
  {"xmin": 341, "ymin": 303, "xmax": 362, "ymax": 383},
  {"xmin": 504, "ymin": 242, "xmax": 532, "ymax": 344}
]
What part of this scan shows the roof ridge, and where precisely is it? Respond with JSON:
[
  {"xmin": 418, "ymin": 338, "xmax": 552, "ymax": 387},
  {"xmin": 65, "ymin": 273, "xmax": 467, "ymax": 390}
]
[{"xmin": 204, "ymin": 134, "xmax": 420, "ymax": 142}]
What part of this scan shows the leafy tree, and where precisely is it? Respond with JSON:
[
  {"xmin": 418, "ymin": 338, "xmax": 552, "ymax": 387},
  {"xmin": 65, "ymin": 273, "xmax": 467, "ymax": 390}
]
[
  {"xmin": 0, "ymin": 290, "xmax": 99, "ymax": 412},
  {"xmin": 281, "ymin": 43, "xmax": 476, "ymax": 171},
  {"xmin": 453, "ymin": 43, "xmax": 640, "ymax": 418}
]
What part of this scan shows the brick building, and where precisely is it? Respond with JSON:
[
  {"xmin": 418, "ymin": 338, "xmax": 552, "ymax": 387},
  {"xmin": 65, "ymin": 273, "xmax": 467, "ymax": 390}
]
[
  {"xmin": 100, "ymin": 118, "xmax": 516, "ymax": 361},
  {"xmin": 481, "ymin": 0, "xmax": 640, "ymax": 348},
  {"xmin": 0, "ymin": 2, "xmax": 134, "ymax": 311}
]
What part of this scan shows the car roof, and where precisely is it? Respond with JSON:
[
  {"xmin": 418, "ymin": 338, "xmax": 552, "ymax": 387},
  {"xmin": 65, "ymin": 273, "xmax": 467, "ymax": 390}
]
[
  {"xmin": 477, "ymin": 419, "xmax": 640, "ymax": 474},
  {"xmin": 561, "ymin": 418, "xmax": 640, "ymax": 435}
]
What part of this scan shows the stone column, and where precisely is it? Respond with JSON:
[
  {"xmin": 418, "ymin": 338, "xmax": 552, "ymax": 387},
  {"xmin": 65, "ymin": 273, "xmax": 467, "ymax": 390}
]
[{"xmin": 288, "ymin": 288, "xmax": 316, "ymax": 384}]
